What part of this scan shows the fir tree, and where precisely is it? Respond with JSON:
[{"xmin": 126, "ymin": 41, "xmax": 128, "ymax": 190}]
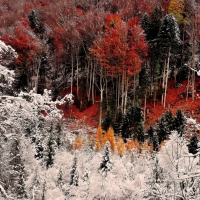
[
  {"xmin": 174, "ymin": 109, "xmax": 185, "ymax": 137},
  {"xmin": 55, "ymin": 122, "xmax": 62, "ymax": 148},
  {"xmin": 35, "ymin": 140, "xmax": 44, "ymax": 159},
  {"xmin": 153, "ymin": 157, "xmax": 163, "ymax": 183},
  {"xmin": 102, "ymin": 109, "xmax": 113, "ymax": 132},
  {"xmin": 121, "ymin": 114, "xmax": 130, "ymax": 141},
  {"xmin": 147, "ymin": 126, "xmax": 154, "ymax": 145},
  {"xmin": 157, "ymin": 14, "xmax": 181, "ymax": 49},
  {"xmin": 141, "ymin": 13, "xmax": 150, "ymax": 38},
  {"xmin": 28, "ymin": 10, "xmax": 45, "ymax": 37},
  {"xmin": 99, "ymin": 145, "xmax": 113, "ymax": 177},
  {"xmin": 70, "ymin": 157, "xmax": 79, "ymax": 186},
  {"xmin": 165, "ymin": 110, "xmax": 174, "ymax": 131},
  {"xmin": 112, "ymin": 109, "xmax": 123, "ymax": 136},
  {"xmin": 148, "ymin": 6, "xmax": 163, "ymax": 42},
  {"xmin": 188, "ymin": 134, "xmax": 199, "ymax": 155},
  {"xmin": 43, "ymin": 134, "xmax": 55, "ymax": 169},
  {"xmin": 56, "ymin": 168, "xmax": 64, "ymax": 189},
  {"xmin": 157, "ymin": 115, "xmax": 170, "ymax": 144},
  {"xmin": 134, "ymin": 122, "xmax": 144, "ymax": 145},
  {"xmin": 9, "ymin": 138, "xmax": 26, "ymax": 199},
  {"xmin": 153, "ymin": 135, "xmax": 159, "ymax": 152}
]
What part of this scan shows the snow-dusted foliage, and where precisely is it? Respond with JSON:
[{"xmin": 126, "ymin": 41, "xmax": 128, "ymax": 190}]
[
  {"xmin": 0, "ymin": 40, "xmax": 17, "ymax": 65},
  {"xmin": 0, "ymin": 40, "xmax": 17, "ymax": 89}
]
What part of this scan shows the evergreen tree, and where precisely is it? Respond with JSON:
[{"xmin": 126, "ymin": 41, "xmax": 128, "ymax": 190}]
[
  {"xmin": 157, "ymin": 115, "xmax": 170, "ymax": 144},
  {"xmin": 121, "ymin": 105, "xmax": 144, "ymax": 141},
  {"xmin": 112, "ymin": 109, "xmax": 123, "ymax": 136},
  {"xmin": 148, "ymin": 6, "xmax": 163, "ymax": 42},
  {"xmin": 55, "ymin": 122, "xmax": 62, "ymax": 148},
  {"xmin": 35, "ymin": 139, "xmax": 44, "ymax": 159},
  {"xmin": 152, "ymin": 157, "xmax": 163, "ymax": 183},
  {"xmin": 99, "ymin": 145, "xmax": 113, "ymax": 177},
  {"xmin": 43, "ymin": 134, "xmax": 55, "ymax": 169},
  {"xmin": 138, "ymin": 67, "xmax": 151, "ymax": 100},
  {"xmin": 141, "ymin": 13, "xmax": 150, "ymax": 37},
  {"xmin": 153, "ymin": 135, "xmax": 159, "ymax": 152},
  {"xmin": 56, "ymin": 168, "xmax": 64, "ymax": 189},
  {"xmin": 70, "ymin": 157, "xmax": 79, "ymax": 186},
  {"xmin": 28, "ymin": 10, "xmax": 45, "ymax": 37},
  {"xmin": 102, "ymin": 109, "xmax": 113, "ymax": 132},
  {"xmin": 134, "ymin": 122, "xmax": 144, "ymax": 145},
  {"xmin": 121, "ymin": 114, "xmax": 130, "ymax": 141},
  {"xmin": 9, "ymin": 138, "xmax": 26, "ymax": 199},
  {"xmin": 157, "ymin": 14, "xmax": 181, "ymax": 49},
  {"xmin": 147, "ymin": 126, "xmax": 154, "ymax": 145},
  {"xmin": 165, "ymin": 110, "xmax": 174, "ymax": 131},
  {"xmin": 174, "ymin": 109, "xmax": 185, "ymax": 136},
  {"xmin": 188, "ymin": 134, "xmax": 199, "ymax": 155}
]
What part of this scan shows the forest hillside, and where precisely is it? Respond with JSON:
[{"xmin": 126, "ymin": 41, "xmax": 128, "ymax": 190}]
[{"xmin": 1, "ymin": 0, "xmax": 200, "ymax": 199}]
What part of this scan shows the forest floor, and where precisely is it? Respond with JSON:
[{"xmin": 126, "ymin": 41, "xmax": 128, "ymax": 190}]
[{"xmin": 59, "ymin": 77, "xmax": 200, "ymax": 133}]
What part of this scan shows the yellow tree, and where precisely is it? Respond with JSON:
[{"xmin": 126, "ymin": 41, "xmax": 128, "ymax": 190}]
[
  {"xmin": 94, "ymin": 124, "xmax": 104, "ymax": 151},
  {"xmin": 73, "ymin": 136, "xmax": 84, "ymax": 150},
  {"xmin": 117, "ymin": 135, "xmax": 126, "ymax": 157},
  {"xmin": 125, "ymin": 139, "xmax": 140, "ymax": 152},
  {"xmin": 168, "ymin": 0, "xmax": 188, "ymax": 23},
  {"xmin": 105, "ymin": 126, "xmax": 116, "ymax": 152}
]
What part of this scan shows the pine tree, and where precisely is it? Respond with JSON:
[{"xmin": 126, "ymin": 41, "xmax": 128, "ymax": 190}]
[
  {"xmin": 112, "ymin": 109, "xmax": 123, "ymax": 136},
  {"xmin": 9, "ymin": 138, "xmax": 26, "ymax": 199},
  {"xmin": 35, "ymin": 139, "xmax": 44, "ymax": 159},
  {"xmin": 157, "ymin": 116, "xmax": 170, "ymax": 144},
  {"xmin": 43, "ymin": 134, "xmax": 55, "ymax": 169},
  {"xmin": 99, "ymin": 145, "xmax": 113, "ymax": 177},
  {"xmin": 134, "ymin": 122, "xmax": 144, "ymax": 145},
  {"xmin": 188, "ymin": 134, "xmax": 199, "ymax": 155},
  {"xmin": 141, "ymin": 13, "xmax": 150, "ymax": 37},
  {"xmin": 148, "ymin": 6, "xmax": 163, "ymax": 42},
  {"xmin": 121, "ymin": 114, "xmax": 130, "ymax": 141},
  {"xmin": 28, "ymin": 10, "xmax": 45, "ymax": 37},
  {"xmin": 102, "ymin": 110, "xmax": 113, "ymax": 132},
  {"xmin": 165, "ymin": 110, "xmax": 174, "ymax": 131},
  {"xmin": 70, "ymin": 157, "xmax": 79, "ymax": 186},
  {"xmin": 55, "ymin": 122, "xmax": 62, "ymax": 148},
  {"xmin": 153, "ymin": 157, "xmax": 163, "ymax": 183},
  {"xmin": 157, "ymin": 14, "xmax": 181, "ymax": 49},
  {"xmin": 153, "ymin": 135, "xmax": 159, "ymax": 152},
  {"xmin": 174, "ymin": 109, "xmax": 185, "ymax": 137},
  {"xmin": 147, "ymin": 126, "xmax": 154, "ymax": 145},
  {"xmin": 56, "ymin": 168, "xmax": 64, "ymax": 189}
]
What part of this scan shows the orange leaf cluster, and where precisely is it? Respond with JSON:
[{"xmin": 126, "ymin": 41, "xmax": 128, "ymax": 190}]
[
  {"xmin": 141, "ymin": 140, "xmax": 154, "ymax": 153},
  {"xmin": 125, "ymin": 139, "xmax": 140, "ymax": 152},
  {"xmin": 117, "ymin": 135, "xmax": 125, "ymax": 157},
  {"xmin": 105, "ymin": 127, "xmax": 116, "ymax": 152},
  {"xmin": 74, "ymin": 136, "xmax": 84, "ymax": 150}
]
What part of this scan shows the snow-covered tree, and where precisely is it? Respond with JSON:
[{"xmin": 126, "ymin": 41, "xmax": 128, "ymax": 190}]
[
  {"xmin": 70, "ymin": 157, "xmax": 79, "ymax": 187},
  {"xmin": 99, "ymin": 145, "xmax": 113, "ymax": 177},
  {"xmin": 8, "ymin": 138, "xmax": 26, "ymax": 199},
  {"xmin": 188, "ymin": 134, "xmax": 199, "ymax": 155}
]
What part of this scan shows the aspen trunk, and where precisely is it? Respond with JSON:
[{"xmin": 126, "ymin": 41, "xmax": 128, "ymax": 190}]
[
  {"xmin": 161, "ymin": 59, "xmax": 166, "ymax": 105},
  {"xmin": 163, "ymin": 48, "xmax": 171, "ymax": 109},
  {"xmin": 144, "ymin": 93, "xmax": 147, "ymax": 124},
  {"xmin": 76, "ymin": 51, "xmax": 79, "ymax": 98}
]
